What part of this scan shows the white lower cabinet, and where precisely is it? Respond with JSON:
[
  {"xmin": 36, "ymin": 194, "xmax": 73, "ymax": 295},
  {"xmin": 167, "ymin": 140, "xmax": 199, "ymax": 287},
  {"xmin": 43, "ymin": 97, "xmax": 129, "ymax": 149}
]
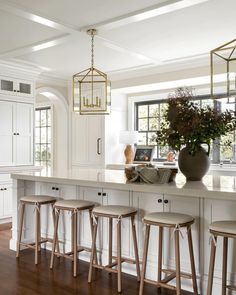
[{"xmin": 0, "ymin": 183, "xmax": 12, "ymax": 221}]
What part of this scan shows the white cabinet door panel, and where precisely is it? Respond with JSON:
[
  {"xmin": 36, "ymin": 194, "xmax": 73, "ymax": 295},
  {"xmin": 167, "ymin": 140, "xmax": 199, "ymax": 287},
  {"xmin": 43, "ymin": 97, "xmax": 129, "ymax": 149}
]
[
  {"xmin": 79, "ymin": 187, "xmax": 102, "ymax": 249},
  {"xmin": 0, "ymin": 190, "xmax": 4, "ymax": 217},
  {"xmin": 133, "ymin": 192, "xmax": 163, "ymax": 280},
  {"xmin": 15, "ymin": 136, "xmax": 32, "ymax": 165},
  {"xmin": 72, "ymin": 114, "xmax": 88, "ymax": 164},
  {"xmin": 88, "ymin": 116, "xmax": 104, "ymax": 166},
  {"xmin": 3, "ymin": 185, "xmax": 12, "ymax": 217},
  {"xmin": 103, "ymin": 189, "xmax": 131, "ymax": 257},
  {"xmin": 163, "ymin": 195, "xmax": 200, "ymax": 275},
  {"xmin": 15, "ymin": 103, "xmax": 33, "ymax": 165},
  {"xmin": 0, "ymin": 101, "xmax": 14, "ymax": 165}
]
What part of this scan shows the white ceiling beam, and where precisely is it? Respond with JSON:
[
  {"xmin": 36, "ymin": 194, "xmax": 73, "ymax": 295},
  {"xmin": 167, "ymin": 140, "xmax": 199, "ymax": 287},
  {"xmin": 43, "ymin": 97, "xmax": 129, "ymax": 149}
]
[
  {"xmin": 81, "ymin": 0, "xmax": 209, "ymax": 31},
  {"xmin": 0, "ymin": 0, "xmax": 209, "ymax": 74},
  {"xmin": 0, "ymin": 34, "xmax": 71, "ymax": 59},
  {"xmin": 0, "ymin": 0, "xmax": 77, "ymax": 33}
]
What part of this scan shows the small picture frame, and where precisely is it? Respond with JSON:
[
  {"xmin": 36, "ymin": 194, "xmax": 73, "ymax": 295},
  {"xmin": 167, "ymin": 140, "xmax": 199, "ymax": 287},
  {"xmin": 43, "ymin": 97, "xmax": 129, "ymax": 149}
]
[{"xmin": 133, "ymin": 145, "xmax": 155, "ymax": 163}]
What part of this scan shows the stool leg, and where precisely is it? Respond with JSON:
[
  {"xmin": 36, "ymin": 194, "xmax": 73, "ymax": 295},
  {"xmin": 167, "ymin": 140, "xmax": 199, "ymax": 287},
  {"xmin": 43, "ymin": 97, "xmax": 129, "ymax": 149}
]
[
  {"xmin": 222, "ymin": 237, "xmax": 228, "ymax": 295},
  {"xmin": 108, "ymin": 217, "xmax": 113, "ymax": 271},
  {"xmin": 16, "ymin": 203, "xmax": 25, "ymax": 258},
  {"xmin": 51, "ymin": 204, "xmax": 60, "ymax": 255},
  {"xmin": 117, "ymin": 219, "xmax": 122, "ymax": 293},
  {"xmin": 88, "ymin": 216, "xmax": 98, "ymax": 283},
  {"xmin": 131, "ymin": 215, "xmax": 140, "ymax": 281},
  {"xmin": 174, "ymin": 229, "xmax": 181, "ymax": 295},
  {"xmin": 50, "ymin": 209, "xmax": 60, "ymax": 269},
  {"xmin": 207, "ymin": 235, "xmax": 217, "ymax": 295},
  {"xmin": 187, "ymin": 226, "xmax": 198, "ymax": 295},
  {"xmin": 157, "ymin": 226, "xmax": 163, "ymax": 282},
  {"xmin": 73, "ymin": 211, "xmax": 78, "ymax": 277},
  {"xmin": 37, "ymin": 206, "xmax": 41, "ymax": 252},
  {"xmin": 139, "ymin": 224, "xmax": 150, "ymax": 295},
  {"xmin": 35, "ymin": 205, "xmax": 40, "ymax": 265},
  {"xmin": 71, "ymin": 212, "xmax": 74, "ymax": 254},
  {"xmin": 89, "ymin": 209, "xmax": 98, "ymax": 265}
]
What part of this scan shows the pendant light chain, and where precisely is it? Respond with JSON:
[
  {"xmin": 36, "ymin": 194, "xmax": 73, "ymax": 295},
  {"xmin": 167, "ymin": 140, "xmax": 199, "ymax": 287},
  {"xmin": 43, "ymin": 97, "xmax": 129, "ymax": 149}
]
[{"xmin": 91, "ymin": 31, "xmax": 94, "ymax": 69}]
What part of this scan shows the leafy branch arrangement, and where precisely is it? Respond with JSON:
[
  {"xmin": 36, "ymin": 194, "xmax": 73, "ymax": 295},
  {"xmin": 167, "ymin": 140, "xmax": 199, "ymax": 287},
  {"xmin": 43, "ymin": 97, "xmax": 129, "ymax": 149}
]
[{"xmin": 156, "ymin": 88, "xmax": 236, "ymax": 155}]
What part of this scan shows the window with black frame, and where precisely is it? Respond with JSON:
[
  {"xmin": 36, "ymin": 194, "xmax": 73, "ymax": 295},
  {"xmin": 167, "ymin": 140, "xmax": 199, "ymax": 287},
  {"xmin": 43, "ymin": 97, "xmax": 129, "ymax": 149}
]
[
  {"xmin": 135, "ymin": 97, "xmax": 236, "ymax": 163},
  {"xmin": 35, "ymin": 107, "xmax": 52, "ymax": 171}
]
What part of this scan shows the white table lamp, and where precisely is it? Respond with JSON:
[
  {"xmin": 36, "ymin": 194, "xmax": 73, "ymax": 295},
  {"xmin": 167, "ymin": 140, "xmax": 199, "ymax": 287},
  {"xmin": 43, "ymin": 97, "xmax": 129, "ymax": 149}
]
[{"xmin": 119, "ymin": 131, "xmax": 139, "ymax": 164}]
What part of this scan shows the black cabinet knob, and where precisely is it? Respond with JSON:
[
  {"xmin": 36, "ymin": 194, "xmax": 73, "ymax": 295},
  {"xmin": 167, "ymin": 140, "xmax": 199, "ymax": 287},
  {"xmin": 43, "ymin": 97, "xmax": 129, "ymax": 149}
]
[
  {"xmin": 164, "ymin": 199, "xmax": 169, "ymax": 204},
  {"xmin": 158, "ymin": 199, "xmax": 163, "ymax": 203},
  {"xmin": 17, "ymin": 133, "xmax": 19, "ymax": 135},
  {"xmin": 4, "ymin": 188, "xmax": 7, "ymax": 190},
  {"xmin": 52, "ymin": 187, "xmax": 55, "ymax": 190},
  {"xmin": 98, "ymin": 192, "xmax": 101, "ymax": 196},
  {"xmin": 55, "ymin": 187, "xmax": 59, "ymax": 191},
  {"xmin": 102, "ymin": 192, "xmax": 106, "ymax": 196},
  {"xmin": 0, "ymin": 188, "xmax": 3, "ymax": 191}
]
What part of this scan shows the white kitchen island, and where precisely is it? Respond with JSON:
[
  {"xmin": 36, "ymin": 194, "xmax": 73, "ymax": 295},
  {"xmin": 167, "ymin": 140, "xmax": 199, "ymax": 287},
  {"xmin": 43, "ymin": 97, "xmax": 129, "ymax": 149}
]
[{"xmin": 10, "ymin": 168, "xmax": 236, "ymax": 295}]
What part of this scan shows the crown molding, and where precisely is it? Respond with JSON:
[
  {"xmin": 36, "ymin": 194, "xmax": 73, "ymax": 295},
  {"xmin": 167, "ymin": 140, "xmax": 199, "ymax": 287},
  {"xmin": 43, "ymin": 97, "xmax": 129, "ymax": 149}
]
[{"xmin": 0, "ymin": 59, "xmax": 41, "ymax": 79}]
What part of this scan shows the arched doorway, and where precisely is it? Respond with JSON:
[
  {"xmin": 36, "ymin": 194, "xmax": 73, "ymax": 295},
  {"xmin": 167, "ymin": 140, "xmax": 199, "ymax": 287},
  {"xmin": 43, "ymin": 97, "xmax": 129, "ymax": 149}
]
[{"xmin": 35, "ymin": 87, "xmax": 68, "ymax": 172}]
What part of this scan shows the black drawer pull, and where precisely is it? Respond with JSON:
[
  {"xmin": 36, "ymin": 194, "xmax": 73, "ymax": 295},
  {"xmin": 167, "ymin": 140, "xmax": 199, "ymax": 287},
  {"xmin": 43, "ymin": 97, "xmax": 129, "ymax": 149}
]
[
  {"xmin": 164, "ymin": 199, "xmax": 169, "ymax": 204},
  {"xmin": 158, "ymin": 199, "xmax": 162, "ymax": 203}
]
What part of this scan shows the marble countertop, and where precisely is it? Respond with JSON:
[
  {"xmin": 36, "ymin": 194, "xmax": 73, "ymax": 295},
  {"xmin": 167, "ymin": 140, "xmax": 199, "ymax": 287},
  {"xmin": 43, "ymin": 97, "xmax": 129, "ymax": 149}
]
[{"xmin": 11, "ymin": 167, "xmax": 236, "ymax": 200}]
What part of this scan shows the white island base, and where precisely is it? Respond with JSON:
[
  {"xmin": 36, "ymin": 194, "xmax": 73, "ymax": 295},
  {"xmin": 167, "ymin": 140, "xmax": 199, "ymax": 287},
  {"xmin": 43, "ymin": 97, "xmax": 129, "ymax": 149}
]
[{"xmin": 10, "ymin": 168, "xmax": 236, "ymax": 295}]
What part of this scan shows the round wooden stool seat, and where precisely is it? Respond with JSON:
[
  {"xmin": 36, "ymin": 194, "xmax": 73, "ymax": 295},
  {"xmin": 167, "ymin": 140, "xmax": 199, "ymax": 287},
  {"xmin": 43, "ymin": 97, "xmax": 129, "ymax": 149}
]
[
  {"xmin": 54, "ymin": 199, "xmax": 95, "ymax": 210},
  {"xmin": 20, "ymin": 195, "xmax": 56, "ymax": 204},
  {"xmin": 209, "ymin": 220, "xmax": 236, "ymax": 235},
  {"xmin": 144, "ymin": 212, "xmax": 194, "ymax": 226},
  {"xmin": 93, "ymin": 205, "xmax": 137, "ymax": 218}
]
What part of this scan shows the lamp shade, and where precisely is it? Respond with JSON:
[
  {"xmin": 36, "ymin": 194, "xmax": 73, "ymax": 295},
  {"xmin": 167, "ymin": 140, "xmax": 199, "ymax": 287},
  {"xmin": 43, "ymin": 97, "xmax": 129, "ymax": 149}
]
[{"xmin": 119, "ymin": 131, "xmax": 139, "ymax": 144}]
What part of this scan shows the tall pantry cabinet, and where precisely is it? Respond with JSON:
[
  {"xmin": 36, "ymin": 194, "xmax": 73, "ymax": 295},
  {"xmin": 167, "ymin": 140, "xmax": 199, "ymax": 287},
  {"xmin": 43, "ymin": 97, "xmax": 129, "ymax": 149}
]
[{"xmin": 0, "ymin": 62, "xmax": 39, "ymax": 223}]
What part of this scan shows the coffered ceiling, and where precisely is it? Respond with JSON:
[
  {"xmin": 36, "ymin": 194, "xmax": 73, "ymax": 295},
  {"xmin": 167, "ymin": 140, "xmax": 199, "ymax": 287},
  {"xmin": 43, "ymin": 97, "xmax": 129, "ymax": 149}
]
[{"xmin": 0, "ymin": 0, "xmax": 235, "ymax": 81}]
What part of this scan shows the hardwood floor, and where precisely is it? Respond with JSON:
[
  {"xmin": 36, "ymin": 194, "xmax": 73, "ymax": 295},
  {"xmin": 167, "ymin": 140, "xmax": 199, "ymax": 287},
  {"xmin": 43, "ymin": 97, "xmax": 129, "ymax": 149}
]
[{"xmin": 0, "ymin": 224, "xmax": 193, "ymax": 295}]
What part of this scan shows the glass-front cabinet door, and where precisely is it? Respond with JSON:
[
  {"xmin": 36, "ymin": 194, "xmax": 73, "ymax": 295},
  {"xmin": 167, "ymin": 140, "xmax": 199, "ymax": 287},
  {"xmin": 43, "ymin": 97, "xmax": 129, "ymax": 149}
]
[
  {"xmin": 0, "ymin": 76, "xmax": 34, "ymax": 98},
  {"xmin": 17, "ymin": 80, "xmax": 34, "ymax": 97},
  {"xmin": 0, "ymin": 77, "xmax": 15, "ymax": 95}
]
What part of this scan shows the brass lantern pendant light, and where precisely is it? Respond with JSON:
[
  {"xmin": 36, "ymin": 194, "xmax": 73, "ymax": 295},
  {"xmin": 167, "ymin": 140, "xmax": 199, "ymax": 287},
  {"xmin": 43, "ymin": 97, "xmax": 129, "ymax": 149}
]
[{"xmin": 73, "ymin": 29, "xmax": 111, "ymax": 115}]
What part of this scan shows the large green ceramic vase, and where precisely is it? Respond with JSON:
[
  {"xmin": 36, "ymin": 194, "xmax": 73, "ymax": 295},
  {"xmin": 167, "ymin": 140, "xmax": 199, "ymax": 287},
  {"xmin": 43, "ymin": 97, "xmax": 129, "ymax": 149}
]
[{"xmin": 178, "ymin": 145, "xmax": 210, "ymax": 181}]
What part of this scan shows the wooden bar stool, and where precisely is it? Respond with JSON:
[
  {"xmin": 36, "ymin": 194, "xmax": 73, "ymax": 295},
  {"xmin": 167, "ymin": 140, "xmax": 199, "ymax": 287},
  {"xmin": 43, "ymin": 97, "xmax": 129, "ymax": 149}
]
[
  {"xmin": 50, "ymin": 199, "xmax": 96, "ymax": 277},
  {"xmin": 207, "ymin": 220, "xmax": 236, "ymax": 295},
  {"xmin": 139, "ymin": 212, "xmax": 198, "ymax": 295},
  {"xmin": 88, "ymin": 205, "xmax": 140, "ymax": 293},
  {"xmin": 16, "ymin": 195, "xmax": 57, "ymax": 265}
]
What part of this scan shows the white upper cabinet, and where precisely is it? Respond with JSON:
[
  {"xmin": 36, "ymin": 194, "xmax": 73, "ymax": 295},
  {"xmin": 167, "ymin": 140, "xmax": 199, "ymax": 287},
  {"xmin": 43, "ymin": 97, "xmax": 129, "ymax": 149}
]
[
  {"xmin": 0, "ymin": 100, "xmax": 33, "ymax": 166},
  {"xmin": 0, "ymin": 76, "xmax": 34, "ymax": 98}
]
